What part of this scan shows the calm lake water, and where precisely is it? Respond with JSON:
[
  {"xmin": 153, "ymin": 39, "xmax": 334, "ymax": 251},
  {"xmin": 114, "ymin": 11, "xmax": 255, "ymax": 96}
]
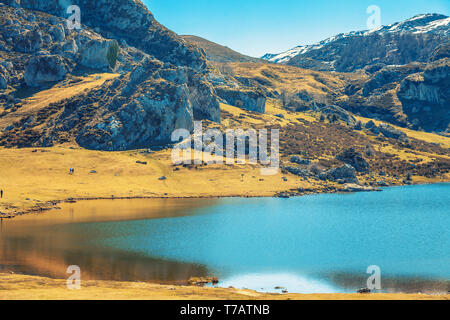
[{"xmin": 1, "ymin": 184, "xmax": 449, "ymax": 294}]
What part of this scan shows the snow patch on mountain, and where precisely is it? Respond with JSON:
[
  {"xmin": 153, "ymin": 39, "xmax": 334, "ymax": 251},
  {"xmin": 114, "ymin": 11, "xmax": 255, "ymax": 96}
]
[{"xmin": 262, "ymin": 14, "xmax": 449, "ymax": 64}]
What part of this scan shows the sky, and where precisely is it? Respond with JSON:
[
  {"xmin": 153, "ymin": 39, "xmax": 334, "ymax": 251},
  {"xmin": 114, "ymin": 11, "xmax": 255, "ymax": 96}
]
[{"xmin": 143, "ymin": 0, "xmax": 449, "ymax": 58}]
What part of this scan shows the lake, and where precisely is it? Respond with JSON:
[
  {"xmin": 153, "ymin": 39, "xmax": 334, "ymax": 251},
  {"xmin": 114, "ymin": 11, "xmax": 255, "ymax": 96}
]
[{"xmin": 1, "ymin": 184, "xmax": 449, "ymax": 294}]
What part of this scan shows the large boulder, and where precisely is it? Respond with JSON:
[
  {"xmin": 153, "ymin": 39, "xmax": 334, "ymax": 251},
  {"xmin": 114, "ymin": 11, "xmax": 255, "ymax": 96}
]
[
  {"xmin": 336, "ymin": 148, "xmax": 370, "ymax": 173},
  {"xmin": 378, "ymin": 123, "xmax": 408, "ymax": 141},
  {"xmin": 24, "ymin": 55, "xmax": 69, "ymax": 87},
  {"xmin": 80, "ymin": 39, "xmax": 119, "ymax": 69},
  {"xmin": 14, "ymin": 29, "xmax": 43, "ymax": 53},
  {"xmin": 48, "ymin": 24, "xmax": 65, "ymax": 42},
  {"xmin": 319, "ymin": 164, "xmax": 359, "ymax": 184},
  {"xmin": 319, "ymin": 105, "xmax": 357, "ymax": 126}
]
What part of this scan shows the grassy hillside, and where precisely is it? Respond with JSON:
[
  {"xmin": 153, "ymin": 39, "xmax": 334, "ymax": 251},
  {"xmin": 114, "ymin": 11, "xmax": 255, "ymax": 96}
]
[{"xmin": 182, "ymin": 35, "xmax": 264, "ymax": 64}]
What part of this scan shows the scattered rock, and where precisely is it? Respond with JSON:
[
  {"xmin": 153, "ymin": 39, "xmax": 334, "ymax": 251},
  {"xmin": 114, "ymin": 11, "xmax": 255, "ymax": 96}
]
[
  {"xmin": 24, "ymin": 55, "xmax": 69, "ymax": 87},
  {"xmin": 14, "ymin": 29, "xmax": 43, "ymax": 53},
  {"xmin": 336, "ymin": 148, "xmax": 370, "ymax": 173},
  {"xmin": 357, "ymin": 288, "xmax": 371, "ymax": 294},
  {"xmin": 319, "ymin": 164, "xmax": 359, "ymax": 184},
  {"xmin": 188, "ymin": 277, "xmax": 219, "ymax": 286},
  {"xmin": 290, "ymin": 156, "xmax": 311, "ymax": 165}
]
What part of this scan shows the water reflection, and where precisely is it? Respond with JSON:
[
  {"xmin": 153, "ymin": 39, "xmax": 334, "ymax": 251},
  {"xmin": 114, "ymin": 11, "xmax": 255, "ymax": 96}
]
[{"xmin": 0, "ymin": 198, "xmax": 218, "ymax": 283}]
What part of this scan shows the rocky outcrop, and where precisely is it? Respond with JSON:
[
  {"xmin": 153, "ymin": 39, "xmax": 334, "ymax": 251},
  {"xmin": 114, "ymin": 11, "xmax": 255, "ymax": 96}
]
[
  {"xmin": 364, "ymin": 120, "xmax": 408, "ymax": 140},
  {"xmin": 290, "ymin": 156, "xmax": 311, "ymax": 165},
  {"xmin": 318, "ymin": 105, "xmax": 357, "ymax": 126},
  {"xmin": 24, "ymin": 54, "xmax": 70, "ymax": 86},
  {"xmin": 14, "ymin": 29, "xmax": 43, "ymax": 53},
  {"xmin": 23, "ymin": 57, "xmax": 218, "ymax": 150},
  {"xmin": 80, "ymin": 39, "xmax": 119, "ymax": 69},
  {"xmin": 0, "ymin": 2, "xmax": 221, "ymax": 150},
  {"xmin": 378, "ymin": 123, "xmax": 408, "ymax": 141},
  {"xmin": 215, "ymin": 86, "xmax": 266, "ymax": 113},
  {"xmin": 398, "ymin": 59, "xmax": 449, "ymax": 132},
  {"xmin": 336, "ymin": 148, "xmax": 369, "ymax": 173},
  {"xmin": 0, "ymin": 64, "xmax": 7, "ymax": 89},
  {"xmin": 18, "ymin": 0, "xmax": 207, "ymax": 70},
  {"xmin": 318, "ymin": 164, "xmax": 359, "ymax": 184}
]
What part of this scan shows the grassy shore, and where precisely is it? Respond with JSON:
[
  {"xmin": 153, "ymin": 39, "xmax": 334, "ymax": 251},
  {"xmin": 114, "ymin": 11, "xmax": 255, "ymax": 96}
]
[{"xmin": 1, "ymin": 273, "xmax": 448, "ymax": 300}]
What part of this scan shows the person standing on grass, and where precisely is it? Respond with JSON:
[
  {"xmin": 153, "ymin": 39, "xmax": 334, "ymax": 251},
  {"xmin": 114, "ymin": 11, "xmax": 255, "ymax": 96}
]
[{"xmin": 1, "ymin": 189, "xmax": 3, "ymax": 199}]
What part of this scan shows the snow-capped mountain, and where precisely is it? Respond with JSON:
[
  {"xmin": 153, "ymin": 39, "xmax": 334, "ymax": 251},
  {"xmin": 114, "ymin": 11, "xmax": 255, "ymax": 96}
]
[{"xmin": 262, "ymin": 14, "xmax": 450, "ymax": 72}]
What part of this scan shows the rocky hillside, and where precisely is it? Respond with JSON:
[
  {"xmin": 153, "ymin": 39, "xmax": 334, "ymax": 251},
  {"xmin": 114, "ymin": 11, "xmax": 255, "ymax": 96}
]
[
  {"xmin": 0, "ymin": 0, "xmax": 220, "ymax": 150},
  {"xmin": 263, "ymin": 14, "xmax": 449, "ymax": 72},
  {"xmin": 260, "ymin": 14, "xmax": 449, "ymax": 133}
]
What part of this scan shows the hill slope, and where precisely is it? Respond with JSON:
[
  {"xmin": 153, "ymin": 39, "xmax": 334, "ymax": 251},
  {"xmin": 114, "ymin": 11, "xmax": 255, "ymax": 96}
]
[{"xmin": 182, "ymin": 35, "xmax": 263, "ymax": 64}]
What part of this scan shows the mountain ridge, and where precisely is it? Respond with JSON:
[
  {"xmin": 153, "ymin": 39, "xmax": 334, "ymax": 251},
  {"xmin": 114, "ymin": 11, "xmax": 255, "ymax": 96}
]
[{"xmin": 262, "ymin": 13, "xmax": 449, "ymax": 72}]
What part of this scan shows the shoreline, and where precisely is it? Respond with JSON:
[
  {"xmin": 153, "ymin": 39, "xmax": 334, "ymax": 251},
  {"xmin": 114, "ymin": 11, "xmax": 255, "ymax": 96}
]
[
  {"xmin": 0, "ymin": 273, "xmax": 448, "ymax": 300},
  {"xmin": 2, "ymin": 180, "xmax": 448, "ymax": 220}
]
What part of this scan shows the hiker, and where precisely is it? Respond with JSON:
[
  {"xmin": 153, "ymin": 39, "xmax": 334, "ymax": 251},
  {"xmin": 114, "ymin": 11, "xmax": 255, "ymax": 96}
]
[{"xmin": 1, "ymin": 189, "xmax": 3, "ymax": 198}]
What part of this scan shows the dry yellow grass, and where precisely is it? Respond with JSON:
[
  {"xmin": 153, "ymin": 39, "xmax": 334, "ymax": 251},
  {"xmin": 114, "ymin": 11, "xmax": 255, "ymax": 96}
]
[
  {"xmin": 0, "ymin": 145, "xmax": 315, "ymax": 217},
  {"xmin": 356, "ymin": 116, "xmax": 450, "ymax": 149},
  {"xmin": 1, "ymin": 273, "xmax": 448, "ymax": 300},
  {"xmin": 221, "ymin": 62, "xmax": 348, "ymax": 99},
  {"xmin": 0, "ymin": 73, "xmax": 119, "ymax": 128}
]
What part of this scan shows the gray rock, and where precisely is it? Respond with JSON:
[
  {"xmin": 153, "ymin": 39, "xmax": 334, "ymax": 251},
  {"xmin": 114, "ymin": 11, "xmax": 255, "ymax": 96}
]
[
  {"xmin": 319, "ymin": 164, "xmax": 359, "ymax": 184},
  {"xmin": 24, "ymin": 55, "xmax": 69, "ymax": 87},
  {"xmin": 0, "ymin": 74, "xmax": 7, "ymax": 89},
  {"xmin": 80, "ymin": 39, "xmax": 119, "ymax": 69},
  {"xmin": 378, "ymin": 123, "xmax": 408, "ymax": 141},
  {"xmin": 14, "ymin": 29, "xmax": 43, "ymax": 53},
  {"xmin": 319, "ymin": 105, "xmax": 357, "ymax": 126},
  {"xmin": 284, "ymin": 166, "xmax": 313, "ymax": 178},
  {"xmin": 49, "ymin": 24, "xmax": 65, "ymax": 42},
  {"xmin": 290, "ymin": 156, "xmax": 311, "ymax": 165},
  {"xmin": 398, "ymin": 59, "xmax": 449, "ymax": 132},
  {"xmin": 336, "ymin": 148, "xmax": 369, "ymax": 173},
  {"xmin": 215, "ymin": 86, "xmax": 266, "ymax": 113}
]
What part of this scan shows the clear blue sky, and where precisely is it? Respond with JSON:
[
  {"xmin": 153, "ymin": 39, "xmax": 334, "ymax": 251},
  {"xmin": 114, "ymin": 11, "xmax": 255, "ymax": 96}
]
[{"xmin": 143, "ymin": 0, "xmax": 449, "ymax": 57}]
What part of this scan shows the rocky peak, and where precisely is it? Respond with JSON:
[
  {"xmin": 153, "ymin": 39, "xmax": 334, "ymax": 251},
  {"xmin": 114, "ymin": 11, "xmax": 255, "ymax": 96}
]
[{"xmin": 14, "ymin": 0, "xmax": 207, "ymax": 70}]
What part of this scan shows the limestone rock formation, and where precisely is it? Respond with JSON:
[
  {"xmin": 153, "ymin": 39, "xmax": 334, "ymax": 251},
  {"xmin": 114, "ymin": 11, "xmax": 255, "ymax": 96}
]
[
  {"xmin": 80, "ymin": 39, "xmax": 119, "ymax": 69},
  {"xmin": 398, "ymin": 59, "xmax": 449, "ymax": 132},
  {"xmin": 0, "ymin": 1, "xmax": 221, "ymax": 150},
  {"xmin": 336, "ymin": 148, "xmax": 370, "ymax": 173},
  {"xmin": 319, "ymin": 164, "xmax": 359, "ymax": 184},
  {"xmin": 24, "ymin": 54, "xmax": 70, "ymax": 86},
  {"xmin": 215, "ymin": 86, "xmax": 266, "ymax": 113}
]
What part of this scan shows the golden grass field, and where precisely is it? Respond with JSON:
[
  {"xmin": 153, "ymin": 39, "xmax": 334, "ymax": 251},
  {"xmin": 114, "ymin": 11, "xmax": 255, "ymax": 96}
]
[{"xmin": 1, "ymin": 273, "xmax": 448, "ymax": 300}]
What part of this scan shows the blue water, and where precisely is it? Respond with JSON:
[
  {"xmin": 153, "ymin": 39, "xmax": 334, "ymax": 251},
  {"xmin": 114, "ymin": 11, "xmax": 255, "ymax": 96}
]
[
  {"xmin": 2, "ymin": 184, "xmax": 449, "ymax": 293},
  {"xmin": 75, "ymin": 183, "xmax": 450, "ymax": 293}
]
